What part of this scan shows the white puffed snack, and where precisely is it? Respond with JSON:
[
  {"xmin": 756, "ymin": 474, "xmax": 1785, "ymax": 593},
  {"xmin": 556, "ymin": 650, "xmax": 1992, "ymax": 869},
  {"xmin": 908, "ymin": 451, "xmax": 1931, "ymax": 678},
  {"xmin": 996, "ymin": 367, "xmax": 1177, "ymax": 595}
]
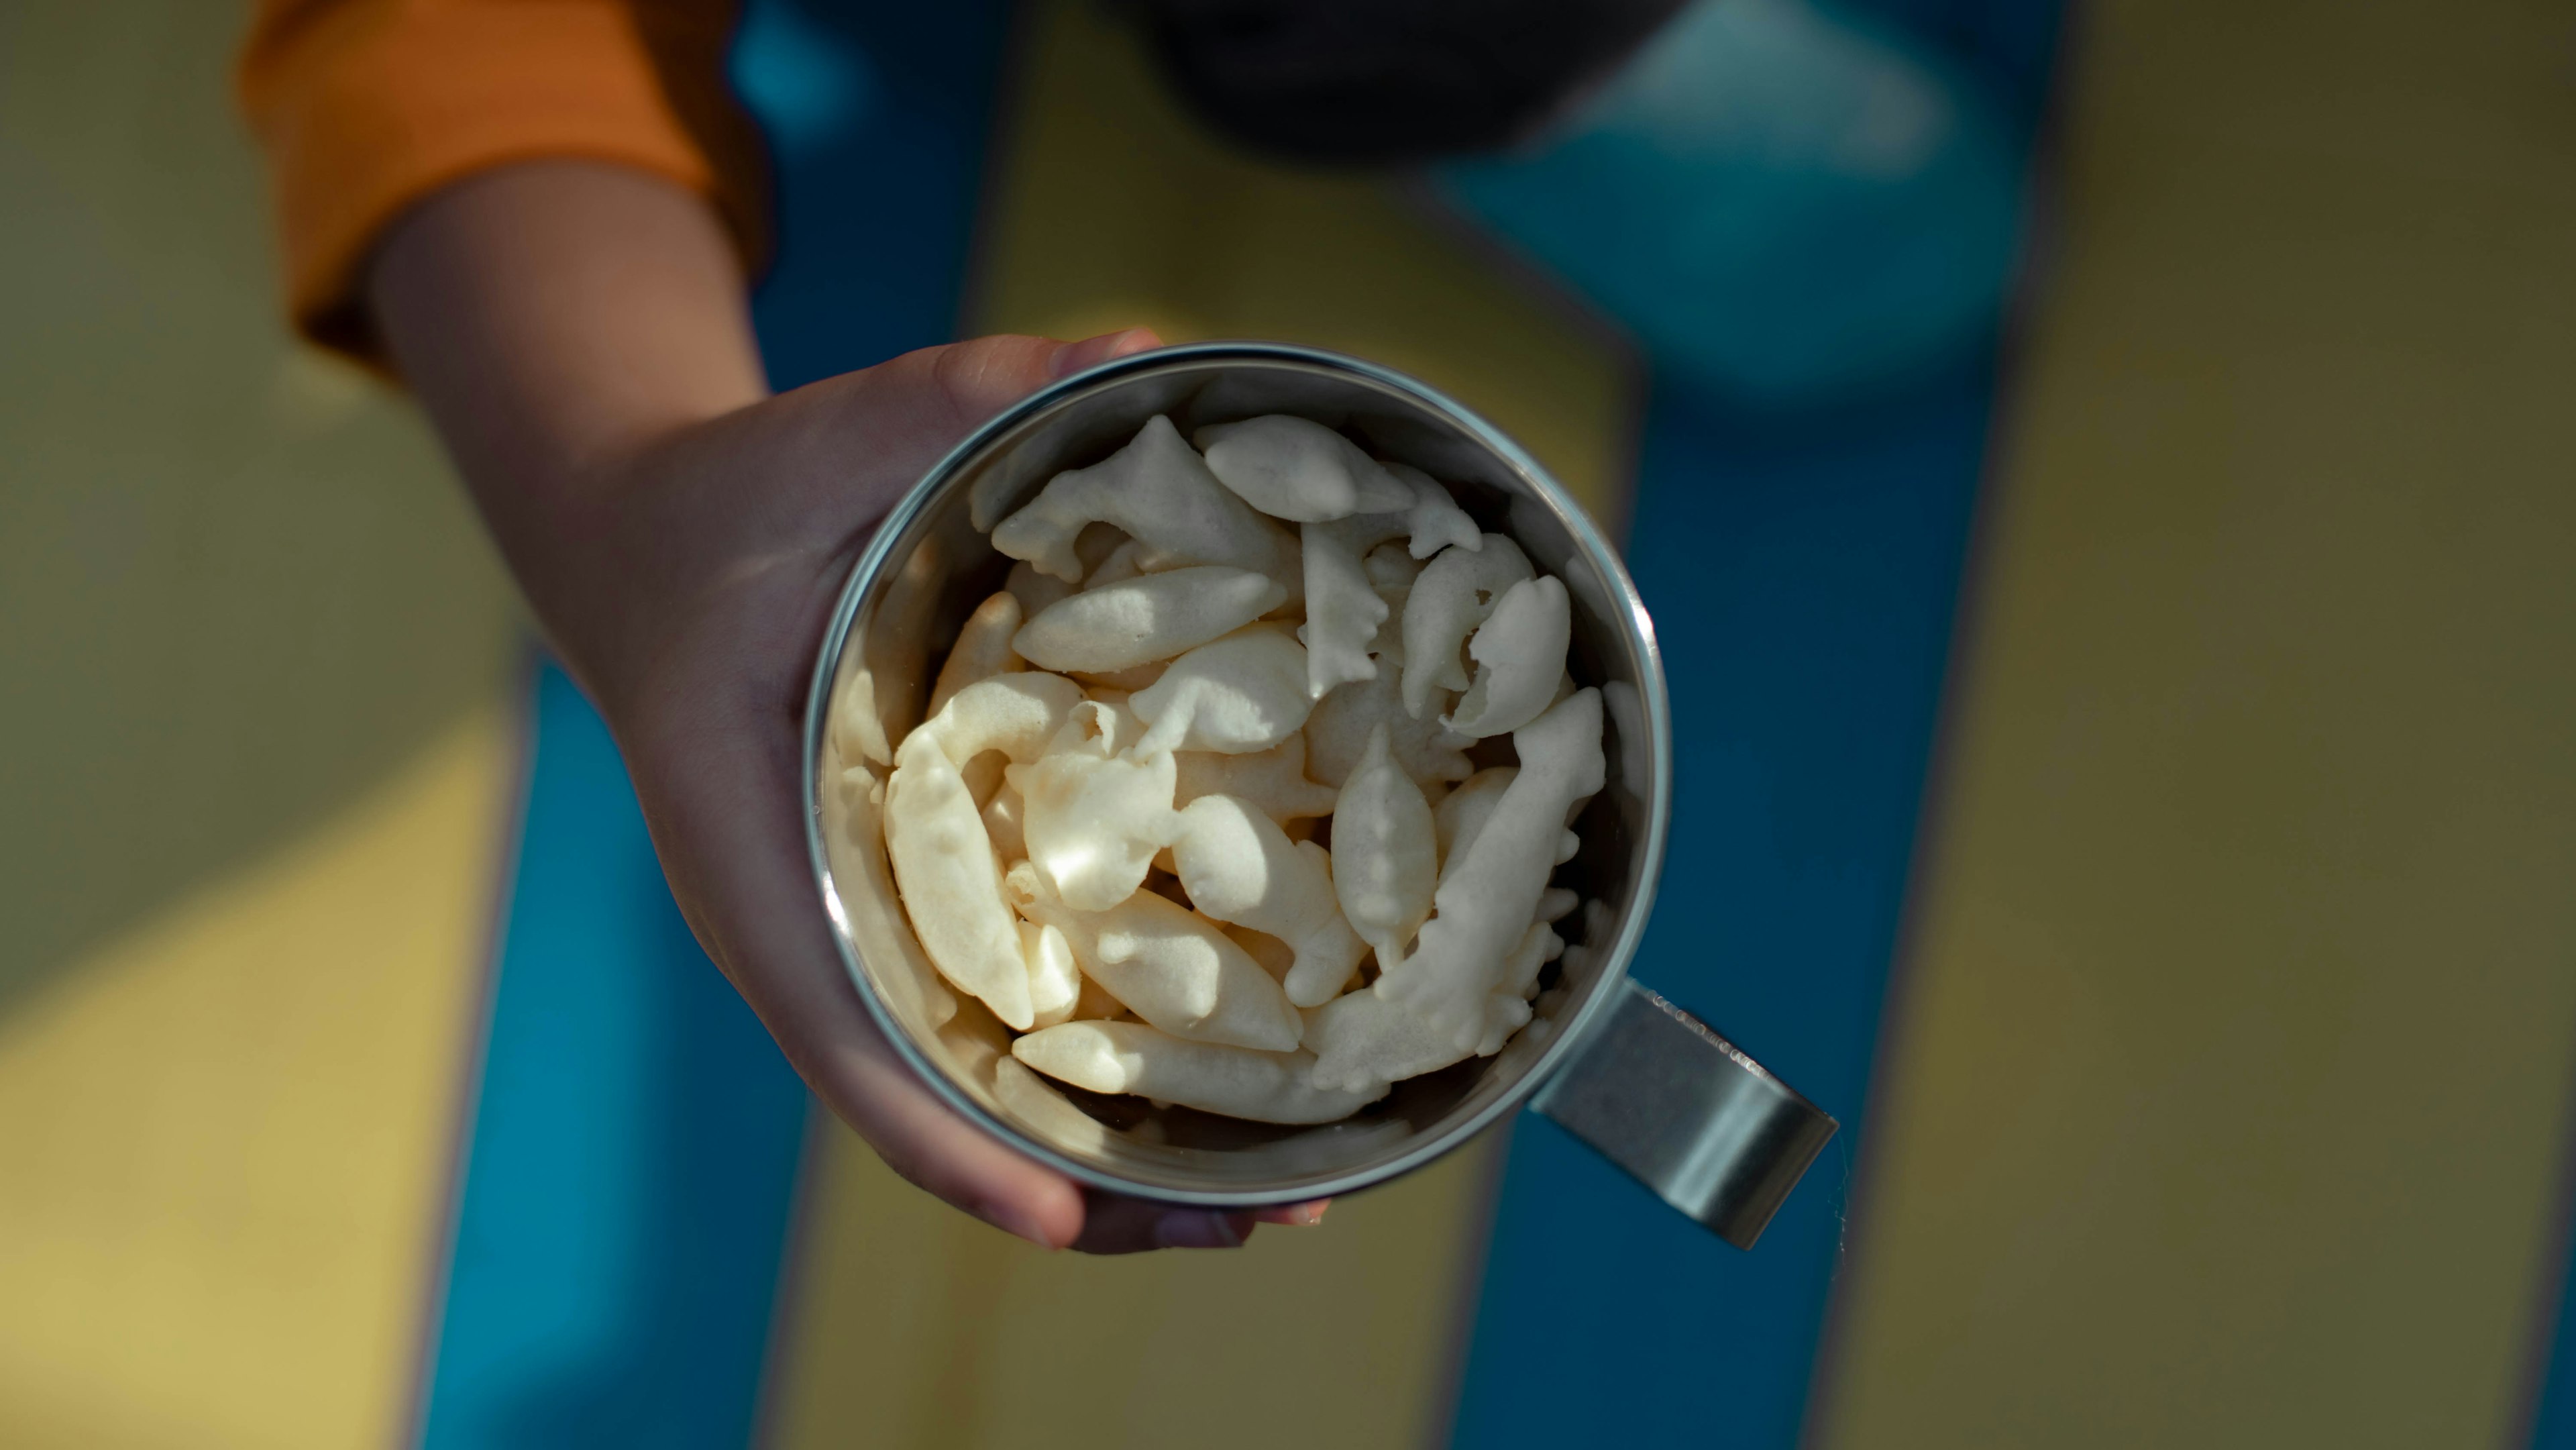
[
  {"xmin": 883, "ymin": 729, "xmax": 1036, "ymax": 1029},
  {"xmin": 864, "ymin": 411, "xmax": 1615, "ymax": 1132},
  {"xmin": 992, "ymin": 1056, "xmax": 1110, "ymax": 1152},
  {"xmin": 1021, "ymin": 919, "xmax": 1083, "ymax": 1029},
  {"xmin": 1013, "ymin": 1020, "xmax": 1381, "ymax": 1125},
  {"xmin": 1361, "ymin": 546, "xmax": 1421, "ymax": 667},
  {"xmin": 1083, "ymin": 535, "xmax": 1149, "ymax": 588},
  {"xmin": 991, "ymin": 413, "xmax": 1294, "ymax": 582},
  {"xmin": 1224, "ymin": 923, "xmax": 1299, "ymax": 982},
  {"xmin": 1006, "ymin": 701, "xmax": 1177, "ymax": 911},
  {"xmin": 1432, "ymin": 766, "xmax": 1515, "ymax": 882},
  {"xmin": 1330, "ymin": 725, "xmax": 1439, "ymax": 964},
  {"xmin": 1012, "ymin": 565, "xmax": 1287, "ymax": 674},
  {"xmin": 1071, "ymin": 974, "xmax": 1125, "ymax": 1021},
  {"xmin": 1005, "ymin": 558, "xmax": 1077, "ymax": 617},
  {"xmin": 927, "ymin": 592, "xmax": 1024, "ymax": 717},
  {"xmin": 1363, "ymin": 540, "xmax": 1424, "ymax": 591},
  {"xmin": 980, "ymin": 780, "xmax": 1027, "ymax": 863},
  {"xmin": 1438, "ymin": 767, "xmax": 1587, "ymax": 886},
  {"xmin": 1443, "ymin": 575, "xmax": 1572, "ymax": 739},
  {"xmin": 916, "ymin": 671, "xmax": 1084, "ymax": 769},
  {"xmin": 1069, "ymin": 660, "xmax": 1167, "ymax": 693},
  {"xmin": 1359, "ymin": 689, "xmax": 1605, "ymax": 1058},
  {"xmin": 1401, "ymin": 533, "xmax": 1534, "ymax": 719},
  {"xmin": 880, "ymin": 672, "xmax": 1089, "ymax": 1030},
  {"xmin": 1128, "ymin": 623, "xmax": 1313, "ymax": 756},
  {"xmin": 1499, "ymin": 919, "xmax": 1567, "ymax": 1001},
  {"xmin": 1196, "ymin": 414, "xmax": 1414, "ymax": 521},
  {"xmin": 1295, "ymin": 464, "xmax": 1482, "ymax": 698},
  {"xmin": 957, "ymin": 752, "xmax": 1008, "ymax": 813},
  {"xmin": 1005, "ymin": 862, "xmax": 1302, "ymax": 1051},
  {"xmin": 1171, "ymin": 794, "xmax": 1369, "ymax": 1008},
  {"xmin": 1303, "ymin": 919, "xmax": 1564, "ymax": 1094},
  {"xmin": 1301, "ymin": 978, "xmax": 1470, "ymax": 1095},
  {"xmin": 1303, "ymin": 664, "xmax": 1474, "ymax": 789},
  {"xmin": 1073, "ymin": 521, "xmax": 1129, "ymax": 576},
  {"xmin": 1378, "ymin": 464, "xmax": 1486, "ymax": 560},
  {"xmin": 1536, "ymin": 886, "xmax": 1580, "ymax": 925},
  {"xmin": 1171, "ymin": 735, "xmax": 1339, "ymax": 825},
  {"xmin": 1299, "ymin": 515, "xmax": 1399, "ymax": 701}
]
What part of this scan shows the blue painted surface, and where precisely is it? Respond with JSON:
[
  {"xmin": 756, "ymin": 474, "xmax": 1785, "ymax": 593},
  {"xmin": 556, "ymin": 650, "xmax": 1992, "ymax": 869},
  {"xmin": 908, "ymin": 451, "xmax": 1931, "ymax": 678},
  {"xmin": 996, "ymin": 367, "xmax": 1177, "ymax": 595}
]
[
  {"xmin": 1437, "ymin": 0, "xmax": 2026, "ymax": 406},
  {"xmin": 1445, "ymin": 2, "xmax": 2063, "ymax": 1444},
  {"xmin": 1451, "ymin": 375, "xmax": 1998, "ymax": 1449},
  {"xmin": 418, "ymin": 666, "xmax": 810, "ymax": 1450},
  {"xmin": 741, "ymin": 0, "xmax": 1016, "ymax": 392},
  {"xmin": 416, "ymin": 3, "xmax": 1012, "ymax": 1445},
  {"xmin": 2529, "ymin": 1197, "xmax": 2576, "ymax": 1447},
  {"xmin": 732, "ymin": 0, "xmax": 883, "ymax": 158}
]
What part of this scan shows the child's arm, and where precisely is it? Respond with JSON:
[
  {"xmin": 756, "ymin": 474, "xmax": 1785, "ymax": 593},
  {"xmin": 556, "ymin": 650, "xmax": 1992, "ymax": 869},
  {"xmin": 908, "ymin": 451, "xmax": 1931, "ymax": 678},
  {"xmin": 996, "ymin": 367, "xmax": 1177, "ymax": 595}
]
[
  {"xmin": 368, "ymin": 160, "xmax": 1282, "ymax": 1253},
  {"xmin": 242, "ymin": 0, "xmax": 1303, "ymax": 1249},
  {"xmin": 239, "ymin": 0, "xmax": 763, "ymax": 362}
]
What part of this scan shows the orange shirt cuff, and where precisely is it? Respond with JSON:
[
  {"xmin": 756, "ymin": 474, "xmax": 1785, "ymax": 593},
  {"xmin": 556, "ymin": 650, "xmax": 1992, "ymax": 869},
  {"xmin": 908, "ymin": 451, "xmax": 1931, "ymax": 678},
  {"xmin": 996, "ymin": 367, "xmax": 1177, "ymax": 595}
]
[{"xmin": 241, "ymin": 2, "xmax": 760, "ymax": 362}]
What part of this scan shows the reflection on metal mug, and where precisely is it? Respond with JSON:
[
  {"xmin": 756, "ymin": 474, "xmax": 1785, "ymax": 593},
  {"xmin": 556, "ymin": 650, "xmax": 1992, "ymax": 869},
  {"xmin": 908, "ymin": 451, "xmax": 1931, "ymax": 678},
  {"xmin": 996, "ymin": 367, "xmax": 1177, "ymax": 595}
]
[{"xmin": 804, "ymin": 342, "xmax": 1835, "ymax": 1247}]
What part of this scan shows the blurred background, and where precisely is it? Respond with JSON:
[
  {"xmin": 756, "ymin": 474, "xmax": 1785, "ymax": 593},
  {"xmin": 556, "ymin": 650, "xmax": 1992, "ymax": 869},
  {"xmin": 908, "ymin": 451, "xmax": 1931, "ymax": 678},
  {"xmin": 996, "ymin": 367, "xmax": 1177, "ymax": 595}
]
[{"xmin": 3, "ymin": 0, "xmax": 2573, "ymax": 1446}]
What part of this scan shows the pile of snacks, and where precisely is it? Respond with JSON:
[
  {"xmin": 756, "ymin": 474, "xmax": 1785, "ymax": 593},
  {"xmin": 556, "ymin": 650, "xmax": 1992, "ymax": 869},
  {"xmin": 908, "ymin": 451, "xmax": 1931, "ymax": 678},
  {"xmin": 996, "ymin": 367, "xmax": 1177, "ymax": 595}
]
[{"xmin": 866, "ymin": 413, "xmax": 1605, "ymax": 1125}]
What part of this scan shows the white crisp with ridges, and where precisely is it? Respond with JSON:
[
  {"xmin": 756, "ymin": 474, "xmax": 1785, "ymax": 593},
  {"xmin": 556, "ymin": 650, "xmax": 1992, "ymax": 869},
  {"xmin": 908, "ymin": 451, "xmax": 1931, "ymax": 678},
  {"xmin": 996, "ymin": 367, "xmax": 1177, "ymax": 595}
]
[{"xmin": 1013, "ymin": 1020, "xmax": 1383, "ymax": 1125}]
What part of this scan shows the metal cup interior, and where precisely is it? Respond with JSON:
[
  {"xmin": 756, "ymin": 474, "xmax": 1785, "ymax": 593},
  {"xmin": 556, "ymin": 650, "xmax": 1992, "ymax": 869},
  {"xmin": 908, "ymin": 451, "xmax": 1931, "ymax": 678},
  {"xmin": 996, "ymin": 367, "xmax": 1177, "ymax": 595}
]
[{"xmin": 805, "ymin": 343, "xmax": 1670, "ymax": 1206}]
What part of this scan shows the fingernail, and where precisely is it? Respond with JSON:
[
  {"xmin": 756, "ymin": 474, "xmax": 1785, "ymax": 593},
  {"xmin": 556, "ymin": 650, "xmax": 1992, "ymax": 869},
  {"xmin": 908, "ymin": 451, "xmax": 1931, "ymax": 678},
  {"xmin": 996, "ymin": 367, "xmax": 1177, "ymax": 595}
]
[
  {"xmin": 1049, "ymin": 328, "xmax": 1150, "ymax": 379},
  {"xmin": 1152, "ymin": 1210, "xmax": 1243, "ymax": 1249}
]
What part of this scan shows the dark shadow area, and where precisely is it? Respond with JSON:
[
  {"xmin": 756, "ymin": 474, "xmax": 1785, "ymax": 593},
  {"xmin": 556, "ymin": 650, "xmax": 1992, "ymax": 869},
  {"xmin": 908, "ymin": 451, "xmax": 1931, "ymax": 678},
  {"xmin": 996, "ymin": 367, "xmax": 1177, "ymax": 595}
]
[{"xmin": 0, "ymin": 1, "xmax": 519, "ymax": 1019}]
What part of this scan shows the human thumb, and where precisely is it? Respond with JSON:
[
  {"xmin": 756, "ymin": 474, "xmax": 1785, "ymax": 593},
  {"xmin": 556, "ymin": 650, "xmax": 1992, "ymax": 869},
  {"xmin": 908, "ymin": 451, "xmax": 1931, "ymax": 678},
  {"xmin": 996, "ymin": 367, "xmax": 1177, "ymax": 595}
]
[{"xmin": 1048, "ymin": 327, "xmax": 1163, "ymax": 379}]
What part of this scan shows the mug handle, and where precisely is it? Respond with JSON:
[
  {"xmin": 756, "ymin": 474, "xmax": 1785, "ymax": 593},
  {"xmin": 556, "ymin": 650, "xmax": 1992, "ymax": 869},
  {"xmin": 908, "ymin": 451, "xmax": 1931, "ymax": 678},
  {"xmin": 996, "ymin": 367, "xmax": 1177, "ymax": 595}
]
[{"xmin": 1531, "ymin": 979, "xmax": 1839, "ymax": 1248}]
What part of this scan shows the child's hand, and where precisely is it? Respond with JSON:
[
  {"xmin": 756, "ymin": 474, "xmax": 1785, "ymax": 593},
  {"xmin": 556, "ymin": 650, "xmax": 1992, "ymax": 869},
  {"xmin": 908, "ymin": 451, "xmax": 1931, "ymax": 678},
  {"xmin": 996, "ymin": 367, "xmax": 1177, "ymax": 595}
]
[{"xmin": 371, "ymin": 162, "xmax": 1322, "ymax": 1251}]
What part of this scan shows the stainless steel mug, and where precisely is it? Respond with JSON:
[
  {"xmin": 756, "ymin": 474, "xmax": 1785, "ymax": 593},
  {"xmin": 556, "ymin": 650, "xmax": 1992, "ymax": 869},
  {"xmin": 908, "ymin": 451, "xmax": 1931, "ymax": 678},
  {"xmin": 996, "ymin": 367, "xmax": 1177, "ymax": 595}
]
[{"xmin": 802, "ymin": 342, "xmax": 1836, "ymax": 1247}]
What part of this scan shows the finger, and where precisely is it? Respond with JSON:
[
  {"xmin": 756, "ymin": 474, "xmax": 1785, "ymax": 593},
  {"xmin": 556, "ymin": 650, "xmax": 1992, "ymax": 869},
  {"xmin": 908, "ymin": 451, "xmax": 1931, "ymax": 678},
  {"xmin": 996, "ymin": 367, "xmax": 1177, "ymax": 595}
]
[
  {"xmin": 1252, "ymin": 1200, "xmax": 1332, "ymax": 1227},
  {"xmin": 915, "ymin": 329, "xmax": 1166, "ymax": 420},
  {"xmin": 848, "ymin": 328, "xmax": 1167, "ymax": 446},
  {"xmin": 1072, "ymin": 1192, "xmax": 1262, "ymax": 1254},
  {"xmin": 1049, "ymin": 327, "xmax": 1164, "ymax": 378},
  {"xmin": 760, "ymin": 329, "xmax": 1170, "ymax": 570},
  {"xmin": 755, "ymin": 329, "xmax": 1169, "ymax": 544}
]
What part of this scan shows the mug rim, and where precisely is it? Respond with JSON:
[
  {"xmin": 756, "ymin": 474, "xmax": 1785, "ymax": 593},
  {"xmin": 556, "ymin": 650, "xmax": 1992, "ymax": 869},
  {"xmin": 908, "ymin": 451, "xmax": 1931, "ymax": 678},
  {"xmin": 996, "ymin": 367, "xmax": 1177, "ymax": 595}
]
[{"xmin": 800, "ymin": 340, "xmax": 1674, "ymax": 1207}]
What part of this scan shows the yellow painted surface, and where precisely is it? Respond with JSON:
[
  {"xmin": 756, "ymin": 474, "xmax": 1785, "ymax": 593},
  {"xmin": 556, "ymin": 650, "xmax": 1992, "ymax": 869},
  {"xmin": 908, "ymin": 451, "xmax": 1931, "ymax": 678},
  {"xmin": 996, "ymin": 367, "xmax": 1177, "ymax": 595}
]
[
  {"xmin": 1819, "ymin": 3, "xmax": 2576, "ymax": 1447},
  {"xmin": 766, "ymin": 7, "xmax": 1635, "ymax": 1447},
  {"xmin": 765, "ymin": 1121, "xmax": 1497, "ymax": 1450},
  {"xmin": 0, "ymin": 3, "xmax": 524, "ymax": 1444},
  {"xmin": 0, "ymin": 0, "xmax": 517, "ymax": 1011},
  {"xmin": 0, "ymin": 710, "xmax": 515, "ymax": 1449}
]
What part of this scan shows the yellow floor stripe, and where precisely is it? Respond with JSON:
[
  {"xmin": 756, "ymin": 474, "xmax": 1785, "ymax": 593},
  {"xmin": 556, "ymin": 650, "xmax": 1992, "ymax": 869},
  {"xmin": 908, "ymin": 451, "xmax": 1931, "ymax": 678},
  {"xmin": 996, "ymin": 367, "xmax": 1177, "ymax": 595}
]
[
  {"xmin": 765, "ymin": 5, "xmax": 1633, "ymax": 1446},
  {"xmin": 1817, "ymin": 3, "xmax": 2576, "ymax": 1446},
  {"xmin": 0, "ymin": 2, "xmax": 517, "ymax": 1002},
  {"xmin": 0, "ymin": 710, "xmax": 515, "ymax": 1449},
  {"xmin": 1, "ymin": 8, "xmax": 528, "ymax": 1442},
  {"xmin": 2, "ymin": 6, "xmax": 527, "ymax": 1442},
  {"xmin": 765, "ymin": 1122, "xmax": 1496, "ymax": 1450}
]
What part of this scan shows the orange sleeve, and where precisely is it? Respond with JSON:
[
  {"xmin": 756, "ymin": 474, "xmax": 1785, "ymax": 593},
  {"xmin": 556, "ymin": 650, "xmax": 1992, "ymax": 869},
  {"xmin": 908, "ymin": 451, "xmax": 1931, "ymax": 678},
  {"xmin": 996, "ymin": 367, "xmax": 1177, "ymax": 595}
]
[{"xmin": 238, "ymin": 0, "xmax": 767, "ymax": 362}]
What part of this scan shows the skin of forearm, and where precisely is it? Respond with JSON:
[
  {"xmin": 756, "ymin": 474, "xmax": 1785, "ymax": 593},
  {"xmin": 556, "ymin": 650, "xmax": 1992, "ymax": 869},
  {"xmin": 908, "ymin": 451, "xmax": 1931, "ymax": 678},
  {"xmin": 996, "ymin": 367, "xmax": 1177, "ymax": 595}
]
[
  {"xmin": 366, "ymin": 160, "xmax": 769, "ymax": 696},
  {"xmin": 370, "ymin": 160, "xmax": 765, "ymax": 484}
]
